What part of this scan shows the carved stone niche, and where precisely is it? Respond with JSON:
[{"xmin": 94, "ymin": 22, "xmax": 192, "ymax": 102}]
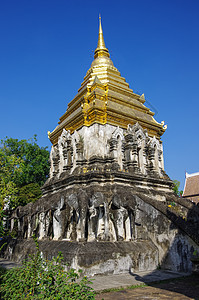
[
  {"xmin": 49, "ymin": 129, "xmax": 75, "ymax": 177},
  {"xmin": 147, "ymin": 136, "xmax": 162, "ymax": 176},
  {"xmin": 63, "ymin": 138, "xmax": 73, "ymax": 172},
  {"xmin": 57, "ymin": 129, "xmax": 73, "ymax": 172},
  {"xmin": 147, "ymin": 145, "xmax": 156, "ymax": 173},
  {"xmin": 123, "ymin": 123, "xmax": 164, "ymax": 176},
  {"xmin": 124, "ymin": 124, "xmax": 141, "ymax": 173}
]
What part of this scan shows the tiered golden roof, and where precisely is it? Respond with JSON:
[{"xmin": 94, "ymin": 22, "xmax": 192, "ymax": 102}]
[{"xmin": 49, "ymin": 17, "xmax": 166, "ymax": 145}]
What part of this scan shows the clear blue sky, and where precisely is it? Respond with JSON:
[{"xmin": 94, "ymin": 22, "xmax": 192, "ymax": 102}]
[{"xmin": 1, "ymin": 0, "xmax": 199, "ymax": 190}]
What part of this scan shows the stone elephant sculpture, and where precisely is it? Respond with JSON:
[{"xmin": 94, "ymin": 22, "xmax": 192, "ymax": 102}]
[
  {"xmin": 110, "ymin": 192, "xmax": 137, "ymax": 241},
  {"xmin": 88, "ymin": 192, "xmax": 111, "ymax": 241},
  {"xmin": 65, "ymin": 189, "xmax": 88, "ymax": 241}
]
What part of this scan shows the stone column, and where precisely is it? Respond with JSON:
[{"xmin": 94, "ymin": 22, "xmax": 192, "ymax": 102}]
[
  {"xmin": 124, "ymin": 134, "xmax": 140, "ymax": 173},
  {"xmin": 140, "ymin": 142, "xmax": 147, "ymax": 175},
  {"xmin": 158, "ymin": 149, "xmax": 163, "ymax": 174},
  {"xmin": 122, "ymin": 141, "xmax": 126, "ymax": 169},
  {"xmin": 76, "ymin": 140, "xmax": 84, "ymax": 165},
  {"xmin": 148, "ymin": 146, "xmax": 156, "ymax": 173},
  {"xmin": 124, "ymin": 133, "xmax": 134, "ymax": 162},
  {"xmin": 109, "ymin": 138, "xmax": 118, "ymax": 160},
  {"xmin": 52, "ymin": 157, "xmax": 59, "ymax": 176},
  {"xmin": 132, "ymin": 141, "xmax": 139, "ymax": 172},
  {"xmin": 63, "ymin": 148, "xmax": 68, "ymax": 170}
]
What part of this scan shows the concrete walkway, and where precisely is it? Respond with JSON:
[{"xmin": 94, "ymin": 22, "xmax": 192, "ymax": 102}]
[{"xmin": 89, "ymin": 270, "xmax": 190, "ymax": 291}]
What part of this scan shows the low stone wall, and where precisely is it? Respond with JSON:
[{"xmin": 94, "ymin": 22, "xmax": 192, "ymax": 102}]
[{"xmin": 1, "ymin": 238, "xmax": 159, "ymax": 276}]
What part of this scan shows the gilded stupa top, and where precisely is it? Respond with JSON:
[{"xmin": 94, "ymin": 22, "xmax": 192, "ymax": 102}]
[
  {"xmin": 48, "ymin": 17, "xmax": 166, "ymax": 145},
  {"xmin": 91, "ymin": 16, "xmax": 113, "ymax": 68},
  {"xmin": 94, "ymin": 15, "xmax": 109, "ymax": 57}
]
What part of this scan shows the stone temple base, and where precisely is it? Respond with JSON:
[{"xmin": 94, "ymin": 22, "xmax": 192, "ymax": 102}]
[
  {"xmin": 3, "ymin": 123, "xmax": 199, "ymax": 275},
  {"xmin": 2, "ymin": 239, "xmax": 158, "ymax": 276}
]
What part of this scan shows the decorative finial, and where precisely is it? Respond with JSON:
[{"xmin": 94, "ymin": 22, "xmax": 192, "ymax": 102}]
[
  {"xmin": 97, "ymin": 15, "xmax": 106, "ymax": 49},
  {"xmin": 94, "ymin": 15, "xmax": 110, "ymax": 59}
]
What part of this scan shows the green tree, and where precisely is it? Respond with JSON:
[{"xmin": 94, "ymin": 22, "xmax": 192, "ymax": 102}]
[
  {"xmin": 0, "ymin": 237, "xmax": 95, "ymax": 299},
  {"xmin": 0, "ymin": 148, "xmax": 24, "ymax": 211},
  {"xmin": 173, "ymin": 180, "xmax": 183, "ymax": 197},
  {"xmin": 1, "ymin": 135, "xmax": 49, "ymax": 187},
  {"xmin": 0, "ymin": 136, "xmax": 49, "ymax": 210},
  {"xmin": 13, "ymin": 183, "xmax": 42, "ymax": 208}
]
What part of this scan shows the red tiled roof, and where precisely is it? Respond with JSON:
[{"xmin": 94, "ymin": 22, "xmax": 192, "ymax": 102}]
[{"xmin": 183, "ymin": 173, "xmax": 199, "ymax": 198}]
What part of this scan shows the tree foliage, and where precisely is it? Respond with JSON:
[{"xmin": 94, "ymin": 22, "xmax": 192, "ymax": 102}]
[
  {"xmin": 13, "ymin": 183, "xmax": 42, "ymax": 208},
  {"xmin": 173, "ymin": 180, "xmax": 183, "ymax": 197},
  {"xmin": 0, "ymin": 237, "xmax": 95, "ymax": 300},
  {"xmin": 0, "ymin": 148, "xmax": 23, "ymax": 211},
  {"xmin": 1, "ymin": 135, "xmax": 49, "ymax": 187},
  {"xmin": 0, "ymin": 136, "xmax": 49, "ymax": 211}
]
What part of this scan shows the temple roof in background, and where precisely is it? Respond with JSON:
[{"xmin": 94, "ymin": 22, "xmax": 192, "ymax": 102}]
[{"xmin": 183, "ymin": 172, "xmax": 199, "ymax": 204}]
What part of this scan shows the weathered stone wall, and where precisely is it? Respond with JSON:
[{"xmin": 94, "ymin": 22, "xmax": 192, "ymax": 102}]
[
  {"xmin": 3, "ymin": 183, "xmax": 199, "ymax": 275},
  {"xmin": 1, "ymin": 239, "xmax": 159, "ymax": 276}
]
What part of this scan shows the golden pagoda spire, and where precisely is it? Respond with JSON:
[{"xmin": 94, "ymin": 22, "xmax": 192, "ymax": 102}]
[
  {"xmin": 48, "ymin": 17, "xmax": 166, "ymax": 145},
  {"xmin": 94, "ymin": 15, "xmax": 110, "ymax": 59}
]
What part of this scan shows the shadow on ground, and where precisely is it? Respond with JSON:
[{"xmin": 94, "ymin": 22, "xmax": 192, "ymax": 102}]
[
  {"xmin": 95, "ymin": 273, "xmax": 199, "ymax": 300},
  {"xmin": 130, "ymin": 271, "xmax": 199, "ymax": 299}
]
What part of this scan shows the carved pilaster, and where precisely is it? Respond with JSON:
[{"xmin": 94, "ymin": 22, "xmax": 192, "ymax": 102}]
[
  {"xmin": 147, "ymin": 147, "xmax": 156, "ymax": 173},
  {"xmin": 122, "ymin": 141, "xmax": 126, "ymax": 170},
  {"xmin": 63, "ymin": 148, "xmax": 68, "ymax": 170},
  {"xmin": 131, "ymin": 141, "xmax": 139, "ymax": 172},
  {"xmin": 109, "ymin": 138, "xmax": 118, "ymax": 160},
  {"xmin": 158, "ymin": 149, "xmax": 163, "ymax": 174},
  {"xmin": 124, "ymin": 133, "xmax": 140, "ymax": 173},
  {"xmin": 124, "ymin": 133, "xmax": 133, "ymax": 164},
  {"xmin": 52, "ymin": 155, "xmax": 60, "ymax": 176},
  {"xmin": 76, "ymin": 140, "xmax": 84, "ymax": 165},
  {"xmin": 142, "ymin": 143, "xmax": 148, "ymax": 174}
]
